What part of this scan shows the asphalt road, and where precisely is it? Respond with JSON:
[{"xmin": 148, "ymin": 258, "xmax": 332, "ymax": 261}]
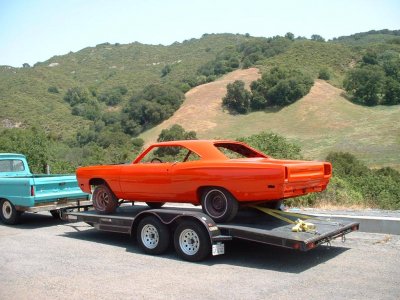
[{"xmin": 1, "ymin": 212, "xmax": 399, "ymax": 300}]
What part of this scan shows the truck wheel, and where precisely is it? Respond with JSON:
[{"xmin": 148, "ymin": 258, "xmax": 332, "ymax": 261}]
[
  {"xmin": 137, "ymin": 216, "xmax": 170, "ymax": 255},
  {"xmin": 174, "ymin": 220, "xmax": 211, "ymax": 262},
  {"xmin": 92, "ymin": 185, "xmax": 118, "ymax": 214},
  {"xmin": 201, "ymin": 188, "xmax": 238, "ymax": 223},
  {"xmin": 146, "ymin": 202, "xmax": 165, "ymax": 209},
  {"xmin": 0, "ymin": 199, "xmax": 21, "ymax": 225}
]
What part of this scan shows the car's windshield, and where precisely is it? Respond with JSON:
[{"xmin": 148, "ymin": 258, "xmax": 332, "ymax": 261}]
[{"xmin": 214, "ymin": 143, "xmax": 266, "ymax": 159}]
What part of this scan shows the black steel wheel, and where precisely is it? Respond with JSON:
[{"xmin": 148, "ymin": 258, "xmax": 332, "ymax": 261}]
[
  {"xmin": 137, "ymin": 216, "xmax": 170, "ymax": 255},
  {"xmin": 0, "ymin": 199, "xmax": 21, "ymax": 225},
  {"xmin": 146, "ymin": 202, "xmax": 165, "ymax": 209},
  {"xmin": 173, "ymin": 220, "xmax": 211, "ymax": 262},
  {"xmin": 201, "ymin": 188, "xmax": 238, "ymax": 222},
  {"xmin": 92, "ymin": 184, "xmax": 118, "ymax": 214}
]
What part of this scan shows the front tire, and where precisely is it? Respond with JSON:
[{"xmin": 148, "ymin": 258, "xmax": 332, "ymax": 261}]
[
  {"xmin": 201, "ymin": 188, "xmax": 238, "ymax": 222},
  {"xmin": 137, "ymin": 216, "xmax": 170, "ymax": 255},
  {"xmin": 0, "ymin": 199, "xmax": 21, "ymax": 225},
  {"xmin": 174, "ymin": 221, "xmax": 211, "ymax": 262},
  {"xmin": 92, "ymin": 184, "xmax": 118, "ymax": 214}
]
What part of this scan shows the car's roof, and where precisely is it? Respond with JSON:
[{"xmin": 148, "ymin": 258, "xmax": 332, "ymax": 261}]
[{"xmin": 135, "ymin": 140, "xmax": 266, "ymax": 162}]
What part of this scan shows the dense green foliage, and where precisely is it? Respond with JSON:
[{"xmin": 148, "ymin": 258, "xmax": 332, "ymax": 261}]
[
  {"xmin": 222, "ymin": 67, "xmax": 313, "ymax": 114},
  {"xmin": 344, "ymin": 49, "xmax": 400, "ymax": 106},
  {"xmin": 222, "ymin": 80, "xmax": 252, "ymax": 113},
  {"xmin": 237, "ymin": 132, "xmax": 302, "ymax": 160},
  {"xmin": 122, "ymin": 84, "xmax": 185, "ymax": 136},
  {"xmin": 157, "ymin": 124, "xmax": 197, "ymax": 142}
]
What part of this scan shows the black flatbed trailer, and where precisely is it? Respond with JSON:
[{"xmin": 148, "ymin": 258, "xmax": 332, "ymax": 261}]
[{"xmin": 63, "ymin": 204, "xmax": 359, "ymax": 262}]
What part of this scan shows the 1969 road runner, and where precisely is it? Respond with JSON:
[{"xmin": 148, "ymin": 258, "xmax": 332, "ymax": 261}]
[{"xmin": 76, "ymin": 140, "xmax": 332, "ymax": 222}]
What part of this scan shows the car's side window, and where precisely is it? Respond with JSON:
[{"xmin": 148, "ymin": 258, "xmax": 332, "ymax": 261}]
[{"xmin": 139, "ymin": 146, "xmax": 200, "ymax": 164}]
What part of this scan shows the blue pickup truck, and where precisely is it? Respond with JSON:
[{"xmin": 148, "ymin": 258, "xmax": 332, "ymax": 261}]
[{"xmin": 0, "ymin": 153, "xmax": 90, "ymax": 225}]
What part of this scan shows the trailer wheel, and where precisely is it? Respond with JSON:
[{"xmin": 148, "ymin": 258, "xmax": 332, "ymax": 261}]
[
  {"xmin": 0, "ymin": 199, "xmax": 21, "ymax": 225},
  {"xmin": 92, "ymin": 185, "xmax": 118, "ymax": 214},
  {"xmin": 137, "ymin": 216, "xmax": 170, "ymax": 255},
  {"xmin": 146, "ymin": 202, "xmax": 165, "ymax": 209},
  {"xmin": 50, "ymin": 210, "xmax": 61, "ymax": 219},
  {"xmin": 174, "ymin": 221, "xmax": 211, "ymax": 262},
  {"xmin": 201, "ymin": 188, "xmax": 238, "ymax": 222}
]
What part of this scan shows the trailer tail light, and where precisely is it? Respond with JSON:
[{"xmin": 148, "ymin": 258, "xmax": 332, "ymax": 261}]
[
  {"xmin": 324, "ymin": 163, "xmax": 332, "ymax": 176},
  {"xmin": 306, "ymin": 242, "xmax": 315, "ymax": 250},
  {"xmin": 292, "ymin": 243, "xmax": 300, "ymax": 250},
  {"xmin": 30, "ymin": 185, "xmax": 35, "ymax": 196}
]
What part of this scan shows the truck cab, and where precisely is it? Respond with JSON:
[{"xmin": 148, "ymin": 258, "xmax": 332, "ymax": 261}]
[{"xmin": 0, "ymin": 153, "xmax": 90, "ymax": 225}]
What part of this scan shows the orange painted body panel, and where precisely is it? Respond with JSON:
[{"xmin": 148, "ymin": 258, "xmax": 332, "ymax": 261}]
[{"xmin": 76, "ymin": 140, "xmax": 331, "ymax": 205}]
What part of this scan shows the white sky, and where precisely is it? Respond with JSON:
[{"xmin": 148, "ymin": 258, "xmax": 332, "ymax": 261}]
[{"xmin": 0, "ymin": 0, "xmax": 399, "ymax": 67}]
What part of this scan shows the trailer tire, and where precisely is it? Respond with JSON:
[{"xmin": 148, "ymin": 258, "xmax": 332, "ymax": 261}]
[
  {"xmin": 137, "ymin": 216, "xmax": 170, "ymax": 255},
  {"xmin": 146, "ymin": 202, "xmax": 165, "ymax": 209},
  {"xmin": 50, "ymin": 210, "xmax": 61, "ymax": 219},
  {"xmin": 174, "ymin": 220, "xmax": 211, "ymax": 262},
  {"xmin": 0, "ymin": 199, "xmax": 21, "ymax": 225},
  {"xmin": 201, "ymin": 188, "xmax": 238, "ymax": 222},
  {"xmin": 92, "ymin": 184, "xmax": 118, "ymax": 214}
]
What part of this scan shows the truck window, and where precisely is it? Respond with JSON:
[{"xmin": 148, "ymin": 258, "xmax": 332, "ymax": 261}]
[{"xmin": 0, "ymin": 159, "xmax": 25, "ymax": 172}]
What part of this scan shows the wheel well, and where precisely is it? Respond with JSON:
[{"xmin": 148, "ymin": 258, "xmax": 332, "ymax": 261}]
[
  {"xmin": 89, "ymin": 178, "xmax": 106, "ymax": 187},
  {"xmin": 196, "ymin": 186, "xmax": 232, "ymax": 202}
]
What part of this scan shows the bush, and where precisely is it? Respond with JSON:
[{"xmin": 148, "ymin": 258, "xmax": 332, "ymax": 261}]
[
  {"xmin": 222, "ymin": 80, "xmax": 251, "ymax": 114},
  {"xmin": 48, "ymin": 86, "xmax": 59, "ymax": 94},
  {"xmin": 318, "ymin": 68, "xmax": 330, "ymax": 80}
]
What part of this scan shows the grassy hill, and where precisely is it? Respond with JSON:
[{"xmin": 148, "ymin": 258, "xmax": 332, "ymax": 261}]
[
  {"xmin": 140, "ymin": 69, "xmax": 400, "ymax": 170},
  {"xmin": 1, "ymin": 29, "xmax": 400, "ymax": 170}
]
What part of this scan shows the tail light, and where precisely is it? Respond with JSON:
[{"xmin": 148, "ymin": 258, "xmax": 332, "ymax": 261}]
[
  {"xmin": 31, "ymin": 185, "xmax": 35, "ymax": 196},
  {"xmin": 324, "ymin": 163, "xmax": 332, "ymax": 176}
]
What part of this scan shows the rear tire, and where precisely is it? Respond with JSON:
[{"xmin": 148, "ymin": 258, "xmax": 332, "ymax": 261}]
[
  {"xmin": 201, "ymin": 188, "xmax": 238, "ymax": 222},
  {"xmin": 92, "ymin": 184, "xmax": 118, "ymax": 214},
  {"xmin": 0, "ymin": 199, "xmax": 21, "ymax": 225},
  {"xmin": 146, "ymin": 202, "xmax": 165, "ymax": 209},
  {"xmin": 174, "ymin": 221, "xmax": 211, "ymax": 262},
  {"xmin": 137, "ymin": 216, "xmax": 170, "ymax": 255}
]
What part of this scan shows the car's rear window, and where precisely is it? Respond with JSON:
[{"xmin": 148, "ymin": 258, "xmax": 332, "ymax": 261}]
[
  {"xmin": 0, "ymin": 159, "xmax": 25, "ymax": 172},
  {"xmin": 214, "ymin": 143, "xmax": 266, "ymax": 159}
]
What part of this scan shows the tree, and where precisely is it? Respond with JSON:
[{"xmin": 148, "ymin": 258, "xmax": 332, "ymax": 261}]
[
  {"xmin": 22, "ymin": 63, "xmax": 30, "ymax": 68},
  {"xmin": 157, "ymin": 124, "xmax": 197, "ymax": 142},
  {"xmin": 161, "ymin": 65, "xmax": 172, "ymax": 77},
  {"xmin": 285, "ymin": 32, "xmax": 295, "ymax": 41},
  {"xmin": 311, "ymin": 34, "xmax": 325, "ymax": 42},
  {"xmin": 383, "ymin": 77, "xmax": 400, "ymax": 105},
  {"xmin": 343, "ymin": 65, "xmax": 385, "ymax": 106},
  {"xmin": 222, "ymin": 80, "xmax": 251, "ymax": 114}
]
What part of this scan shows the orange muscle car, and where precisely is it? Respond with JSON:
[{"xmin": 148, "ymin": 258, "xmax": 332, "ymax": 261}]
[{"xmin": 76, "ymin": 140, "xmax": 332, "ymax": 222}]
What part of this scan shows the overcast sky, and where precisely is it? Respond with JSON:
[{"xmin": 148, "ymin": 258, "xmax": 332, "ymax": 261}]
[{"xmin": 1, "ymin": 0, "xmax": 399, "ymax": 67}]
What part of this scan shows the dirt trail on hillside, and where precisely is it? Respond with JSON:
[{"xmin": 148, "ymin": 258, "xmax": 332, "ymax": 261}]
[{"xmin": 141, "ymin": 68, "xmax": 260, "ymax": 143}]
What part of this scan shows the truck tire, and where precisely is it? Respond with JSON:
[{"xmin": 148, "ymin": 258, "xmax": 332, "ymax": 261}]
[
  {"xmin": 137, "ymin": 216, "xmax": 170, "ymax": 255},
  {"xmin": 201, "ymin": 188, "xmax": 238, "ymax": 223},
  {"xmin": 50, "ymin": 210, "xmax": 61, "ymax": 219},
  {"xmin": 92, "ymin": 185, "xmax": 118, "ymax": 214},
  {"xmin": 146, "ymin": 202, "xmax": 165, "ymax": 209},
  {"xmin": 174, "ymin": 220, "xmax": 211, "ymax": 262},
  {"xmin": 0, "ymin": 199, "xmax": 21, "ymax": 225}
]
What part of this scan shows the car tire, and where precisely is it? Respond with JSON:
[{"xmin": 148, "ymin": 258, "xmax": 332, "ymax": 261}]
[
  {"xmin": 174, "ymin": 220, "xmax": 211, "ymax": 262},
  {"xmin": 92, "ymin": 184, "xmax": 118, "ymax": 214},
  {"xmin": 146, "ymin": 202, "xmax": 165, "ymax": 209},
  {"xmin": 201, "ymin": 188, "xmax": 238, "ymax": 222},
  {"xmin": 137, "ymin": 216, "xmax": 170, "ymax": 255},
  {"xmin": 0, "ymin": 199, "xmax": 21, "ymax": 225}
]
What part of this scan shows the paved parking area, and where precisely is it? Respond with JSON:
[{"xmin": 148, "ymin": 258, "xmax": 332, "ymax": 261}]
[{"xmin": 1, "ymin": 212, "xmax": 399, "ymax": 299}]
